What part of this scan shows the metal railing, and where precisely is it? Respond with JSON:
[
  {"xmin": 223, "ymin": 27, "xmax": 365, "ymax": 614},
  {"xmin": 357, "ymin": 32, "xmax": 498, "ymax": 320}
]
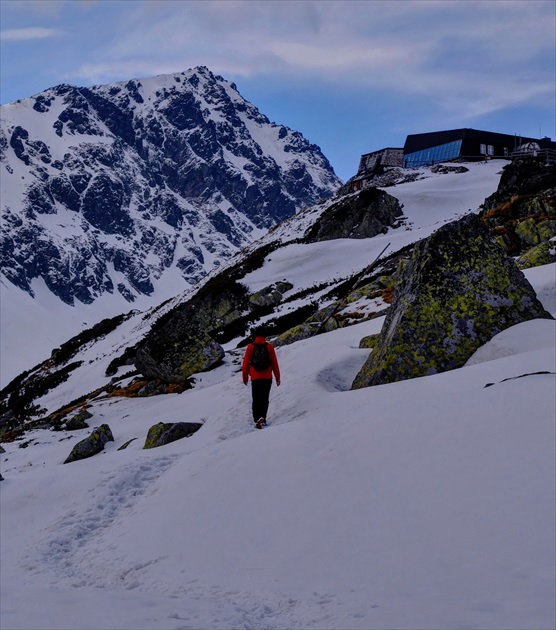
[{"xmin": 510, "ymin": 148, "xmax": 556, "ymax": 164}]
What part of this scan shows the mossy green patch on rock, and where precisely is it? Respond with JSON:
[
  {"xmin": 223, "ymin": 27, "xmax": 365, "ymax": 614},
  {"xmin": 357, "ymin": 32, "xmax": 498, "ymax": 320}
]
[
  {"xmin": 274, "ymin": 276, "xmax": 396, "ymax": 347},
  {"xmin": 514, "ymin": 217, "xmax": 556, "ymax": 248},
  {"xmin": 248, "ymin": 281, "xmax": 293, "ymax": 308},
  {"xmin": 275, "ymin": 323, "xmax": 315, "ymax": 346},
  {"xmin": 517, "ymin": 240, "xmax": 556, "ymax": 269},
  {"xmin": 352, "ymin": 213, "xmax": 553, "ymax": 389},
  {"xmin": 359, "ymin": 334, "xmax": 380, "ymax": 349},
  {"xmin": 136, "ymin": 318, "xmax": 224, "ymax": 383},
  {"xmin": 143, "ymin": 422, "xmax": 202, "ymax": 449},
  {"xmin": 63, "ymin": 424, "xmax": 114, "ymax": 463},
  {"xmin": 480, "ymin": 161, "xmax": 556, "ymax": 259}
]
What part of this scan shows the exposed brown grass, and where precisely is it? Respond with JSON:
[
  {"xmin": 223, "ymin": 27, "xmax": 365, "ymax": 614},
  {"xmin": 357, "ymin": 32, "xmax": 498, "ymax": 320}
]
[
  {"xmin": 382, "ymin": 286, "xmax": 396, "ymax": 304},
  {"xmin": 107, "ymin": 380, "xmax": 150, "ymax": 398}
]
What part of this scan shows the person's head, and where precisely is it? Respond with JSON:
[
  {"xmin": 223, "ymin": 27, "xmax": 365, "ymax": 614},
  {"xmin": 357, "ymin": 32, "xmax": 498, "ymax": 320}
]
[{"xmin": 251, "ymin": 326, "xmax": 266, "ymax": 340}]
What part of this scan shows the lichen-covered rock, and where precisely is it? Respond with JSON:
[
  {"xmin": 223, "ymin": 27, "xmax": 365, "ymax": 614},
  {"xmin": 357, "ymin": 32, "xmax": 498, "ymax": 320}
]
[
  {"xmin": 134, "ymin": 280, "xmax": 247, "ymax": 382},
  {"xmin": 64, "ymin": 409, "xmax": 93, "ymax": 431},
  {"xmin": 481, "ymin": 161, "xmax": 556, "ymax": 257},
  {"xmin": 482, "ymin": 160, "xmax": 555, "ymax": 211},
  {"xmin": 517, "ymin": 239, "xmax": 556, "ymax": 270},
  {"xmin": 249, "ymin": 281, "xmax": 293, "ymax": 308},
  {"xmin": 304, "ymin": 187, "xmax": 404, "ymax": 242},
  {"xmin": 514, "ymin": 217, "xmax": 556, "ymax": 248},
  {"xmin": 352, "ymin": 213, "xmax": 553, "ymax": 389},
  {"xmin": 274, "ymin": 277, "xmax": 395, "ymax": 347},
  {"xmin": 135, "ymin": 301, "xmax": 225, "ymax": 383},
  {"xmin": 275, "ymin": 322, "xmax": 315, "ymax": 346},
  {"xmin": 63, "ymin": 424, "xmax": 114, "ymax": 463},
  {"xmin": 359, "ymin": 334, "xmax": 380, "ymax": 349},
  {"xmin": 117, "ymin": 438, "xmax": 137, "ymax": 451},
  {"xmin": 143, "ymin": 422, "xmax": 202, "ymax": 449}
]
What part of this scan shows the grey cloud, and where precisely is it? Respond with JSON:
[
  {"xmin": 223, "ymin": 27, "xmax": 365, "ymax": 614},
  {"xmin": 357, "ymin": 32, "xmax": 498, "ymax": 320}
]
[
  {"xmin": 60, "ymin": 0, "xmax": 554, "ymax": 119},
  {"xmin": 0, "ymin": 27, "xmax": 63, "ymax": 42}
]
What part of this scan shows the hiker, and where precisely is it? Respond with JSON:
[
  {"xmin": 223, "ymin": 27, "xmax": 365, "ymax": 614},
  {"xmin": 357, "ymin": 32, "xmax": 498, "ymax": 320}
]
[{"xmin": 242, "ymin": 328, "xmax": 280, "ymax": 428}]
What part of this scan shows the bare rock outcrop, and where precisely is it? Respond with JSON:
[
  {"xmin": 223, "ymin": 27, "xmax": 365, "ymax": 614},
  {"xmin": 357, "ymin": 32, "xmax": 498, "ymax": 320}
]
[
  {"xmin": 63, "ymin": 424, "xmax": 114, "ymax": 464},
  {"xmin": 352, "ymin": 213, "xmax": 553, "ymax": 389},
  {"xmin": 143, "ymin": 422, "xmax": 203, "ymax": 449}
]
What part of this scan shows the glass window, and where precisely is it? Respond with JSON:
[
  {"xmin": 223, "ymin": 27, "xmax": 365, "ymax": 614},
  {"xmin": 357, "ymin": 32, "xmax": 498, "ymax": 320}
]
[
  {"xmin": 480, "ymin": 143, "xmax": 487, "ymax": 155},
  {"xmin": 403, "ymin": 139, "xmax": 462, "ymax": 167}
]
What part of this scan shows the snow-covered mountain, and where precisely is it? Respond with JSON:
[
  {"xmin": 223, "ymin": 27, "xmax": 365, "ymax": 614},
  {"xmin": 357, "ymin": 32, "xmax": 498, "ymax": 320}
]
[
  {"xmin": 0, "ymin": 155, "xmax": 554, "ymax": 629},
  {"xmin": 0, "ymin": 66, "xmax": 340, "ymax": 370}
]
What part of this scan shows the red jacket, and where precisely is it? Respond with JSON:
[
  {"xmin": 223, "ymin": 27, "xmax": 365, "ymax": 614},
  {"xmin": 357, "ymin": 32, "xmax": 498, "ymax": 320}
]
[{"xmin": 242, "ymin": 336, "xmax": 281, "ymax": 384}]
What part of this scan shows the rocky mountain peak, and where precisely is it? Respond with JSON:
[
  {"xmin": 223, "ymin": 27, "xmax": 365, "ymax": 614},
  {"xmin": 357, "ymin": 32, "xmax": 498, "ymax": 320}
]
[{"xmin": 1, "ymin": 66, "xmax": 341, "ymax": 307}]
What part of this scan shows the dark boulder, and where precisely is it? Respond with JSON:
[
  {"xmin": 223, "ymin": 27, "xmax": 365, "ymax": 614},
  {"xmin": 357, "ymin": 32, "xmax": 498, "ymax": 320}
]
[
  {"xmin": 249, "ymin": 281, "xmax": 293, "ymax": 308},
  {"xmin": 352, "ymin": 213, "xmax": 553, "ymax": 389},
  {"xmin": 304, "ymin": 187, "xmax": 404, "ymax": 242},
  {"xmin": 143, "ymin": 421, "xmax": 202, "ymax": 449},
  {"xmin": 63, "ymin": 424, "xmax": 114, "ymax": 463},
  {"xmin": 117, "ymin": 438, "xmax": 138, "ymax": 451},
  {"xmin": 64, "ymin": 409, "xmax": 92, "ymax": 431},
  {"xmin": 134, "ymin": 278, "xmax": 252, "ymax": 382}
]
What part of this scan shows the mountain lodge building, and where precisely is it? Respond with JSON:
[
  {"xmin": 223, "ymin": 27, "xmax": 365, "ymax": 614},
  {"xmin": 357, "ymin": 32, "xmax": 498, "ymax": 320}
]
[{"xmin": 348, "ymin": 127, "xmax": 556, "ymax": 192}]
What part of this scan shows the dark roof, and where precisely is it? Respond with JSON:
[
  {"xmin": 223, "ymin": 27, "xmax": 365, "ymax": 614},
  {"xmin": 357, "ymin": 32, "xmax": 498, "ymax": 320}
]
[{"xmin": 404, "ymin": 128, "xmax": 555, "ymax": 153}]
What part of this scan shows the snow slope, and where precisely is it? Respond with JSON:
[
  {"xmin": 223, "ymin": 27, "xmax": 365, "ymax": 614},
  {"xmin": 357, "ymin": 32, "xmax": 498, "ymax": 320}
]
[{"xmin": 1, "ymin": 261, "xmax": 554, "ymax": 629}]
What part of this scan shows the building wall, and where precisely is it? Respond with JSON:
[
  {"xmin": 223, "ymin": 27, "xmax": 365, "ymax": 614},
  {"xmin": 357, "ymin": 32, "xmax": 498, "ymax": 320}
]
[
  {"xmin": 403, "ymin": 128, "xmax": 556, "ymax": 168},
  {"xmin": 358, "ymin": 148, "xmax": 403, "ymax": 174},
  {"xmin": 353, "ymin": 129, "xmax": 556, "ymax": 180}
]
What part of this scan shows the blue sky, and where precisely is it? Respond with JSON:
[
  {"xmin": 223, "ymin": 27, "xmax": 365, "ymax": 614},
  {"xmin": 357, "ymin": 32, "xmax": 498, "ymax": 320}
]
[{"xmin": 1, "ymin": 0, "xmax": 554, "ymax": 181}]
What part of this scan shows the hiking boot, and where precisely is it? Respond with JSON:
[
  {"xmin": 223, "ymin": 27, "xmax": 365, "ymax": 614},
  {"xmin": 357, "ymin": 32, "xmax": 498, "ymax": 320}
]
[{"xmin": 255, "ymin": 417, "xmax": 265, "ymax": 429}]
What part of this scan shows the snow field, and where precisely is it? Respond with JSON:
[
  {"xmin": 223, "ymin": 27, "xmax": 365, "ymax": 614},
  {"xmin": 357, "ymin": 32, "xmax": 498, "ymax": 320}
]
[{"xmin": 1, "ymin": 285, "xmax": 555, "ymax": 629}]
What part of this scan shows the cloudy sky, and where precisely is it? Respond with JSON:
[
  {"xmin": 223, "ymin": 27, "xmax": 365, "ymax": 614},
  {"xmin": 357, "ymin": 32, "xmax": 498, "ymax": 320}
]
[{"xmin": 1, "ymin": 0, "xmax": 554, "ymax": 180}]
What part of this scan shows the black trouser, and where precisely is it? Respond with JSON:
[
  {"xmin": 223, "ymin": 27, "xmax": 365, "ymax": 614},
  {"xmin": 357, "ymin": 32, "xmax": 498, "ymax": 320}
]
[{"xmin": 251, "ymin": 379, "xmax": 272, "ymax": 422}]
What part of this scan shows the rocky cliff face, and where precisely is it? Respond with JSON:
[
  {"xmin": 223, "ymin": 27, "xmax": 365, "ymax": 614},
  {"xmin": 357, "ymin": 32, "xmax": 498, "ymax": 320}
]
[
  {"xmin": 480, "ymin": 159, "xmax": 556, "ymax": 262},
  {"xmin": 0, "ymin": 66, "xmax": 341, "ymax": 306},
  {"xmin": 303, "ymin": 187, "xmax": 404, "ymax": 242}
]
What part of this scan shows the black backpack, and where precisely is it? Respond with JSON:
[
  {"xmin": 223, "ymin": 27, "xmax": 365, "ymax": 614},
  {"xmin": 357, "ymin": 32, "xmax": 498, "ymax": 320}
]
[{"xmin": 250, "ymin": 342, "xmax": 271, "ymax": 371}]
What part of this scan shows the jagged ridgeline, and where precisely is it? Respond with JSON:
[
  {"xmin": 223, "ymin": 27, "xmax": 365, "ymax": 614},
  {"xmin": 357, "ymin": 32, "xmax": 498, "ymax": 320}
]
[{"xmin": 0, "ymin": 66, "xmax": 341, "ymax": 306}]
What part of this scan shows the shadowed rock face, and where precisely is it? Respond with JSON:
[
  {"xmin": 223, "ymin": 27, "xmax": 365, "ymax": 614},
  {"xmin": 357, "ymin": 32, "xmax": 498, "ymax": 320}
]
[
  {"xmin": 134, "ymin": 279, "xmax": 250, "ymax": 382},
  {"xmin": 480, "ymin": 160, "xmax": 556, "ymax": 257},
  {"xmin": 135, "ymin": 317, "xmax": 225, "ymax": 383},
  {"xmin": 352, "ymin": 213, "xmax": 553, "ymax": 389},
  {"xmin": 143, "ymin": 422, "xmax": 202, "ymax": 449},
  {"xmin": 304, "ymin": 187, "xmax": 404, "ymax": 242}
]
